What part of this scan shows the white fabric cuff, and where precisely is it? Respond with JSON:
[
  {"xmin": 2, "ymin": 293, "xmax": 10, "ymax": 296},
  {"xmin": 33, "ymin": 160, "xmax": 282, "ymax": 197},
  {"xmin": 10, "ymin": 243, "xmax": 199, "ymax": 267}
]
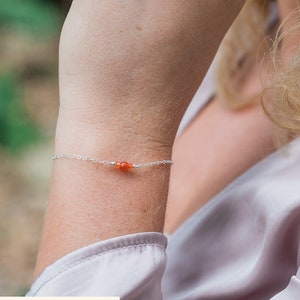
[{"xmin": 26, "ymin": 232, "xmax": 167, "ymax": 299}]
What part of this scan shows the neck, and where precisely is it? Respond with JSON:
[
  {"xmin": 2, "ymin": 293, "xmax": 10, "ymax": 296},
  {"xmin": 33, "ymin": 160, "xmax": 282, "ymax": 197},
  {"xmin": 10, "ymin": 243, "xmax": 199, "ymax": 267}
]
[{"xmin": 277, "ymin": 0, "xmax": 300, "ymax": 21}]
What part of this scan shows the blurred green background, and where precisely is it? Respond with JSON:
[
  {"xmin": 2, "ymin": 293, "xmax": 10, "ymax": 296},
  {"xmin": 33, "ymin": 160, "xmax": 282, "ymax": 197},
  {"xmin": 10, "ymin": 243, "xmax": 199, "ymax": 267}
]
[{"xmin": 0, "ymin": 0, "xmax": 70, "ymax": 295}]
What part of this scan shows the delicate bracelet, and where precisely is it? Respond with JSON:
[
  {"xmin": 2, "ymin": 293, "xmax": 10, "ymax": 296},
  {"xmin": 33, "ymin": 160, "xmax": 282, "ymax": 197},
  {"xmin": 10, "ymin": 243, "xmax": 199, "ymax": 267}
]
[{"xmin": 50, "ymin": 154, "xmax": 173, "ymax": 171}]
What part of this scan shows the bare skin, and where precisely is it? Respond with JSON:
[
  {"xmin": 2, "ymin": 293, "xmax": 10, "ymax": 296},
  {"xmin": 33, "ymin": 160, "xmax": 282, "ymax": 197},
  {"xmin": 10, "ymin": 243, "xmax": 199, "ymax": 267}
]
[
  {"xmin": 165, "ymin": 69, "xmax": 274, "ymax": 233},
  {"xmin": 164, "ymin": 0, "xmax": 300, "ymax": 234},
  {"xmin": 33, "ymin": 0, "xmax": 245, "ymax": 278}
]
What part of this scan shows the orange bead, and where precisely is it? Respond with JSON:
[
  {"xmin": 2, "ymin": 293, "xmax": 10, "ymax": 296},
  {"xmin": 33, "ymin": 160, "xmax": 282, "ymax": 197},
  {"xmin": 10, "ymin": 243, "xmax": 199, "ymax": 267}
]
[{"xmin": 115, "ymin": 161, "xmax": 133, "ymax": 171}]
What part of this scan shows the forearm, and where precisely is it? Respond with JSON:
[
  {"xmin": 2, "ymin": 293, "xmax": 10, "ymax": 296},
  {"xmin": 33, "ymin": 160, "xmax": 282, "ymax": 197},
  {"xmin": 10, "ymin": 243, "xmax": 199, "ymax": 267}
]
[{"xmin": 34, "ymin": 0, "xmax": 245, "ymax": 277}]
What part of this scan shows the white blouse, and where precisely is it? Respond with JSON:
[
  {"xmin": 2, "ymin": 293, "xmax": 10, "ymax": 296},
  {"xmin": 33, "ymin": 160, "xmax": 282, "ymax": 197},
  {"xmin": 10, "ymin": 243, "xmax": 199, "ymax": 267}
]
[{"xmin": 26, "ymin": 61, "xmax": 300, "ymax": 299}]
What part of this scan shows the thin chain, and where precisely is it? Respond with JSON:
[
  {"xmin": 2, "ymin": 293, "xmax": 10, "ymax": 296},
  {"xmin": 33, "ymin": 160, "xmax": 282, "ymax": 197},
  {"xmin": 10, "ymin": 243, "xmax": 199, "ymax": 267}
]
[
  {"xmin": 50, "ymin": 154, "xmax": 173, "ymax": 169},
  {"xmin": 133, "ymin": 160, "xmax": 173, "ymax": 168}
]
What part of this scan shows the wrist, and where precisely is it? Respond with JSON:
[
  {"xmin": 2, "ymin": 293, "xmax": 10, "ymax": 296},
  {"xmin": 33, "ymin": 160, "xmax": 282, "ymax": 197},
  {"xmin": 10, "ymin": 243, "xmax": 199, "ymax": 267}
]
[{"xmin": 54, "ymin": 107, "xmax": 174, "ymax": 163}]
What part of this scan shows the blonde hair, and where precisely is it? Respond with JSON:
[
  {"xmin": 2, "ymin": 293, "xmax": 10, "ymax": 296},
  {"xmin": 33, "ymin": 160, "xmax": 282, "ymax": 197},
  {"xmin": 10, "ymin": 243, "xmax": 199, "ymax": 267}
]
[
  {"xmin": 216, "ymin": 0, "xmax": 300, "ymax": 145},
  {"xmin": 215, "ymin": 0, "xmax": 271, "ymax": 109},
  {"xmin": 262, "ymin": 9, "xmax": 300, "ymax": 145}
]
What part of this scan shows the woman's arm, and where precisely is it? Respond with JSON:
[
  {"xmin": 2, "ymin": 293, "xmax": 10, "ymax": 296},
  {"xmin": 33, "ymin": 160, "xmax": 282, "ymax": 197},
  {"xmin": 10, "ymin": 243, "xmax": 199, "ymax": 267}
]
[{"xmin": 34, "ymin": 0, "xmax": 245, "ymax": 278}]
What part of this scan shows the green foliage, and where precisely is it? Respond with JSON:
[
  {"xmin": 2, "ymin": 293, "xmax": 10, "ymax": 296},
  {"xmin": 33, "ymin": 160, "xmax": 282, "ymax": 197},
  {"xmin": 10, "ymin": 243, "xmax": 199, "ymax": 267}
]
[
  {"xmin": 0, "ymin": 0, "xmax": 61, "ymax": 154},
  {"xmin": 0, "ymin": 74, "xmax": 41, "ymax": 153},
  {"xmin": 13, "ymin": 286, "xmax": 29, "ymax": 296},
  {"xmin": 0, "ymin": 0, "xmax": 62, "ymax": 36}
]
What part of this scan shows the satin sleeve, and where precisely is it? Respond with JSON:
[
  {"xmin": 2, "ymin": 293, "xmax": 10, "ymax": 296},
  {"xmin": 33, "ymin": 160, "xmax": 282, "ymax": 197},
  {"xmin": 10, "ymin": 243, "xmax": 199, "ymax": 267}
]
[
  {"xmin": 26, "ymin": 232, "xmax": 167, "ymax": 299},
  {"xmin": 271, "ymin": 269, "xmax": 300, "ymax": 299}
]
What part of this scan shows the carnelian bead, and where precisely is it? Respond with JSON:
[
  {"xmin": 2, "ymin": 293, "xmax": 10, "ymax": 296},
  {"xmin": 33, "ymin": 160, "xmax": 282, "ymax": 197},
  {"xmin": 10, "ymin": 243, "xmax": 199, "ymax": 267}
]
[{"xmin": 115, "ymin": 161, "xmax": 133, "ymax": 171}]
